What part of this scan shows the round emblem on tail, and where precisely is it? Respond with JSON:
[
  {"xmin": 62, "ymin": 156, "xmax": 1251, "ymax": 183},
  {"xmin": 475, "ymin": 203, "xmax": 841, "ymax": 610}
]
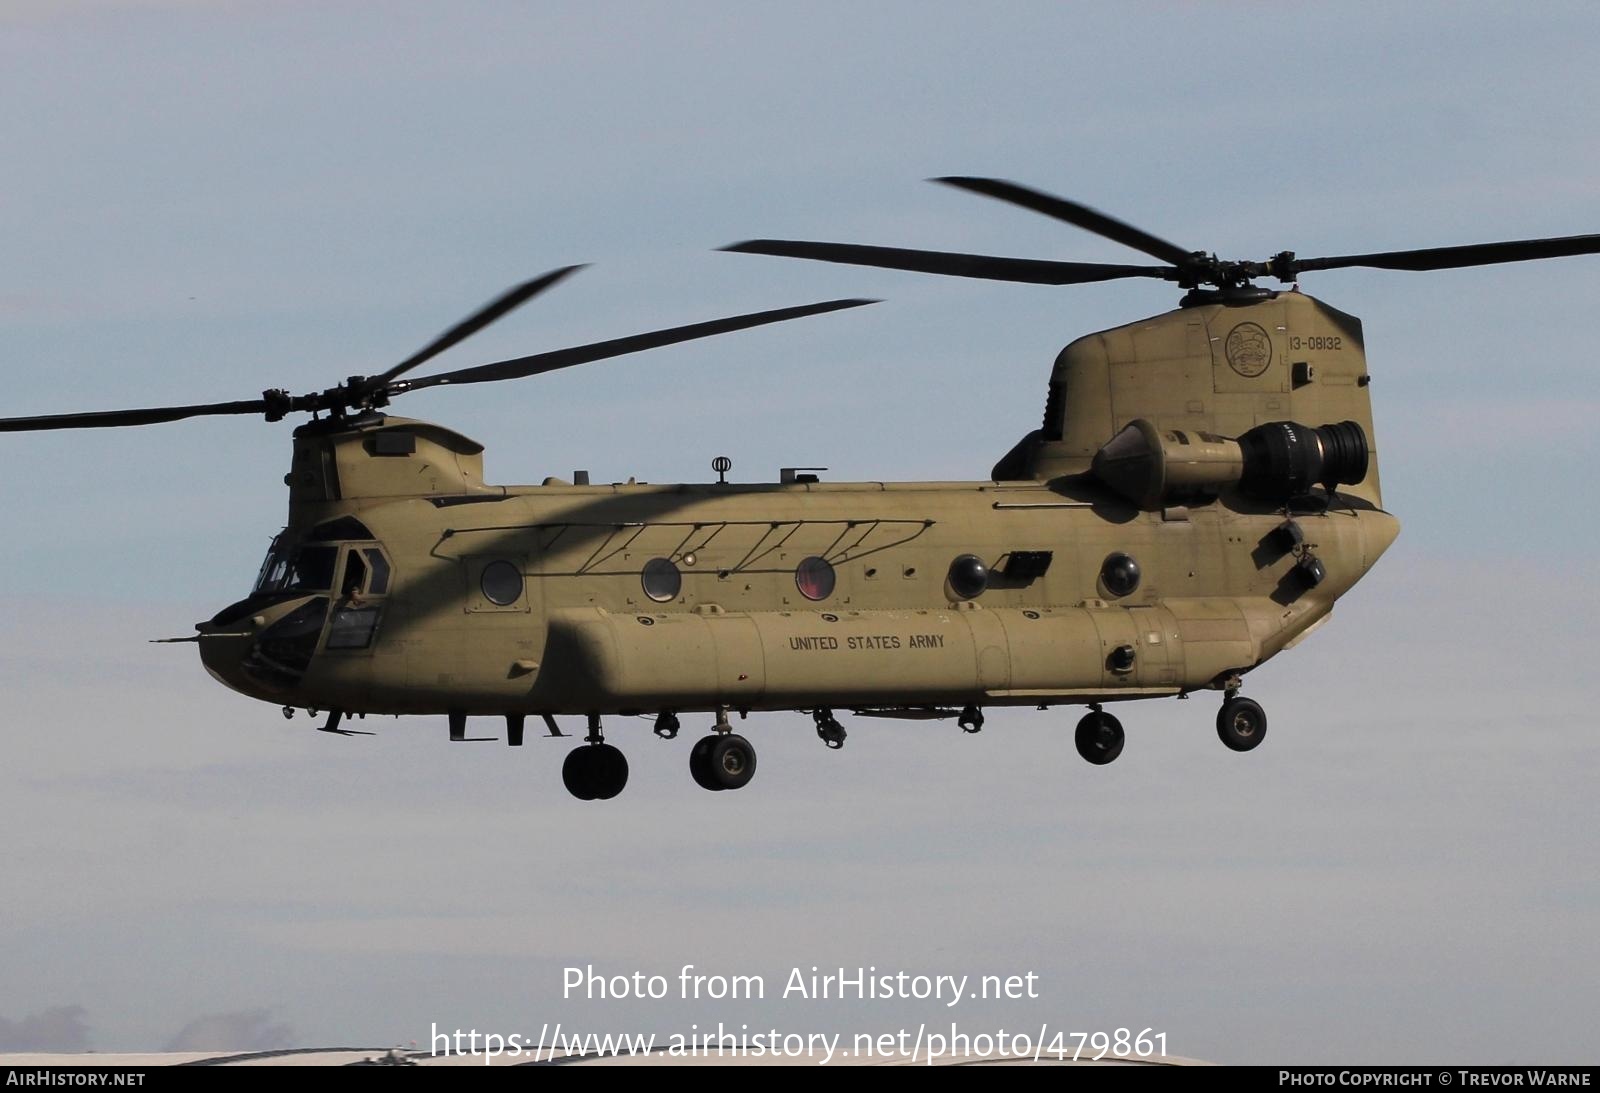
[{"xmin": 1224, "ymin": 321, "xmax": 1273, "ymax": 377}]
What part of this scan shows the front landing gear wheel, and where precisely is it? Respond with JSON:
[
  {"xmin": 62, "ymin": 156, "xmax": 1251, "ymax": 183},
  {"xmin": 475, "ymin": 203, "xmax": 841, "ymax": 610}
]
[
  {"xmin": 1074, "ymin": 710, "xmax": 1124, "ymax": 765},
  {"xmin": 690, "ymin": 734, "xmax": 755, "ymax": 791},
  {"xmin": 563, "ymin": 743, "xmax": 629, "ymax": 800},
  {"xmin": 708, "ymin": 734, "xmax": 756, "ymax": 790},
  {"xmin": 689, "ymin": 735, "xmax": 723, "ymax": 792},
  {"xmin": 1216, "ymin": 697, "xmax": 1267, "ymax": 752}
]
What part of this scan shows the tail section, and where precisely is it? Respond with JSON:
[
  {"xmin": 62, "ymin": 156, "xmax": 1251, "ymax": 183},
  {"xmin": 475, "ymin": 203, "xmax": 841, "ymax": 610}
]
[{"xmin": 998, "ymin": 290, "xmax": 1383, "ymax": 508}]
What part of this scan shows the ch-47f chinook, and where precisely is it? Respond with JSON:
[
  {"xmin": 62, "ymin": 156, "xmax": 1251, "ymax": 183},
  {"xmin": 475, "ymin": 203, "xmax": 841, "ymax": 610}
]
[{"xmin": 8, "ymin": 179, "xmax": 1599, "ymax": 802}]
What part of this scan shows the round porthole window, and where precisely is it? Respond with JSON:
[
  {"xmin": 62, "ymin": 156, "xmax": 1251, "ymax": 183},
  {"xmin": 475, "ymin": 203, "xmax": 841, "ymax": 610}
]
[
  {"xmin": 795, "ymin": 556, "xmax": 836, "ymax": 601},
  {"xmin": 948, "ymin": 554, "xmax": 988, "ymax": 599},
  {"xmin": 641, "ymin": 557, "xmax": 682, "ymax": 602},
  {"xmin": 1100, "ymin": 552, "xmax": 1141, "ymax": 598},
  {"xmin": 480, "ymin": 560, "xmax": 523, "ymax": 606}
]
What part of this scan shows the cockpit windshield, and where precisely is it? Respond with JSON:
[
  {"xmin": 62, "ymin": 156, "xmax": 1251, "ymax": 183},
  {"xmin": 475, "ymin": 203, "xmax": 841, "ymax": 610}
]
[{"xmin": 253, "ymin": 535, "xmax": 339, "ymax": 595}]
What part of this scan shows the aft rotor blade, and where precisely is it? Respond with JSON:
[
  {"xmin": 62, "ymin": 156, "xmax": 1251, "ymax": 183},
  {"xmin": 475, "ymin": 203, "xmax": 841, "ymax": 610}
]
[
  {"xmin": 0, "ymin": 399, "xmax": 270, "ymax": 432},
  {"xmin": 397, "ymin": 297, "xmax": 879, "ymax": 392},
  {"xmin": 932, "ymin": 177, "xmax": 1196, "ymax": 266},
  {"xmin": 722, "ymin": 239, "xmax": 1173, "ymax": 286},
  {"xmin": 366, "ymin": 265, "xmax": 586, "ymax": 390},
  {"xmin": 1289, "ymin": 233, "xmax": 1600, "ymax": 276}
]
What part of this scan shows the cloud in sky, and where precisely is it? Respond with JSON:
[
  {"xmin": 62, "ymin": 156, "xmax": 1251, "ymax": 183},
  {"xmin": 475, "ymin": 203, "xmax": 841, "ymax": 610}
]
[
  {"xmin": 163, "ymin": 1010, "xmax": 294, "ymax": 1053},
  {"xmin": 0, "ymin": 1007, "xmax": 90, "ymax": 1053}
]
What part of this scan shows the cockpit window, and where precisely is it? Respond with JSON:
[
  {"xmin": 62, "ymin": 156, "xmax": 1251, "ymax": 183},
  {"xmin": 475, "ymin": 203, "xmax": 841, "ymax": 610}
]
[
  {"xmin": 289, "ymin": 546, "xmax": 338, "ymax": 591},
  {"xmin": 254, "ymin": 535, "xmax": 293, "ymax": 593},
  {"xmin": 364, "ymin": 549, "xmax": 391, "ymax": 595},
  {"xmin": 253, "ymin": 537, "xmax": 338, "ymax": 594},
  {"xmin": 341, "ymin": 550, "xmax": 368, "ymax": 597}
]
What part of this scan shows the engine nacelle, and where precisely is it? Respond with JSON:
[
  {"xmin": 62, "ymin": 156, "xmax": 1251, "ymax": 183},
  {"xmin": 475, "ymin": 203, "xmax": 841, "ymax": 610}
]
[{"xmin": 1093, "ymin": 418, "xmax": 1369, "ymax": 509}]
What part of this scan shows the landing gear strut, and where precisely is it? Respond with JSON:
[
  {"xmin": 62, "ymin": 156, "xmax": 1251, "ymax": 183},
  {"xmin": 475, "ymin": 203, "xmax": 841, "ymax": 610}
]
[
  {"xmin": 1217, "ymin": 695, "xmax": 1267, "ymax": 752},
  {"xmin": 562, "ymin": 714, "xmax": 629, "ymax": 800},
  {"xmin": 813, "ymin": 708, "xmax": 847, "ymax": 749},
  {"xmin": 689, "ymin": 709, "xmax": 756, "ymax": 791},
  {"xmin": 1074, "ymin": 706, "xmax": 1124, "ymax": 765}
]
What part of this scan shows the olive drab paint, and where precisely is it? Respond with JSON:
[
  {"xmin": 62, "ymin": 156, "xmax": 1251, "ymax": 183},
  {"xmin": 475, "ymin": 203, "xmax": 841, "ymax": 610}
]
[{"xmin": 195, "ymin": 289, "xmax": 1399, "ymax": 728}]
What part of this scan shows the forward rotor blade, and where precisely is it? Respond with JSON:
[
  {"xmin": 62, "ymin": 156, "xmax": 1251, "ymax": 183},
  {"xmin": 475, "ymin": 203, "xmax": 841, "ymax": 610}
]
[
  {"xmin": 932, "ymin": 177, "xmax": 1196, "ymax": 266},
  {"xmin": 721, "ymin": 239, "xmax": 1173, "ymax": 286},
  {"xmin": 0, "ymin": 399, "xmax": 270, "ymax": 433},
  {"xmin": 1289, "ymin": 233, "xmax": 1600, "ymax": 276},
  {"xmin": 397, "ymin": 297, "xmax": 879, "ymax": 393},
  {"xmin": 367, "ymin": 265, "xmax": 585, "ymax": 390}
]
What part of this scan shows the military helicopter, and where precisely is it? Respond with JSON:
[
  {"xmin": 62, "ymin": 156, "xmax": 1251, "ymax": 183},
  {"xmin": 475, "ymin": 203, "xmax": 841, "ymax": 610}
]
[{"xmin": 7, "ymin": 178, "xmax": 1599, "ymax": 802}]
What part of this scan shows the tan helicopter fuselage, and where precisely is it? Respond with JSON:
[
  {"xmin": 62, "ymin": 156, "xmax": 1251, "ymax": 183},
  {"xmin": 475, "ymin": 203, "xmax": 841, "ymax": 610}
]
[{"xmin": 198, "ymin": 290, "xmax": 1399, "ymax": 720}]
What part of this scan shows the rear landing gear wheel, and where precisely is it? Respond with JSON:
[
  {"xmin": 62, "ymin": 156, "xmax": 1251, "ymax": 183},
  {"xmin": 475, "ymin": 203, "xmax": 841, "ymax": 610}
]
[
  {"xmin": 1217, "ymin": 697, "xmax": 1267, "ymax": 752},
  {"xmin": 1074, "ymin": 709, "xmax": 1124, "ymax": 765},
  {"xmin": 591, "ymin": 743, "xmax": 628, "ymax": 799},
  {"xmin": 563, "ymin": 743, "xmax": 629, "ymax": 800}
]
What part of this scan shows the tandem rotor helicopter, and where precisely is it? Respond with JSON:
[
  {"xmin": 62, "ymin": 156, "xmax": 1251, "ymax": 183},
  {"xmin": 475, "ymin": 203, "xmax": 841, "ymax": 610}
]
[{"xmin": 8, "ymin": 177, "xmax": 1599, "ymax": 801}]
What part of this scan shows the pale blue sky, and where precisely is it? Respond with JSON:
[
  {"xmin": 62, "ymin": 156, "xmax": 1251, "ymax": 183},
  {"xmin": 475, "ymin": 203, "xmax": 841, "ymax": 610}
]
[{"xmin": 1, "ymin": 0, "xmax": 1596, "ymax": 1063}]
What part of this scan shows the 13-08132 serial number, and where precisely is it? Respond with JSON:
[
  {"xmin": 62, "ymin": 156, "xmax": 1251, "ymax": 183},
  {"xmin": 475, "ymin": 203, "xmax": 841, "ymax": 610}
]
[{"xmin": 1287, "ymin": 335, "xmax": 1343, "ymax": 351}]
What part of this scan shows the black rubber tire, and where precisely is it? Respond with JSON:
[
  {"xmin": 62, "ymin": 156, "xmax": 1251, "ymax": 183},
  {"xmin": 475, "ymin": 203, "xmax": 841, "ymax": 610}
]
[
  {"xmin": 590, "ymin": 743, "xmax": 629, "ymax": 800},
  {"xmin": 1074, "ymin": 710, "xmax": 1125, "ymax": 765},
  {"xmin": 562, "ymin": 746, "xmax": 598, "ymax": 800},
  {"xmin": 708, "ymin": 734, "xmax": 757, "ymax": 790},
  {"xmin": 1217, "ymin": 697, "xmax": 1267, "ymax": 752},
  {"xmin": 689, "ymin": 735, "xmax": 723, "ymax": 791}
]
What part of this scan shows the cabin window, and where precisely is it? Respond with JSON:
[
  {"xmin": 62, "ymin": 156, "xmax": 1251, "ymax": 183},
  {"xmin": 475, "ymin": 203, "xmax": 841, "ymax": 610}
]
[
  {"xmin": 947, "ymin": 554, "xmax": 989, "ymax": 599},
  {"xmin": 641, "ymin": 558, "xmax": 682, "ymax": 603},
  {"xmin": 795, "ymin": 556, "xmax": 836, "ymax": 601},
  {"xmin": 480, "ymin": 560, "xmax": 524, "ymax": 606},
  {"xmin": 1100, "ymin": 552, "xmax": 1141, "ymax": 598}
]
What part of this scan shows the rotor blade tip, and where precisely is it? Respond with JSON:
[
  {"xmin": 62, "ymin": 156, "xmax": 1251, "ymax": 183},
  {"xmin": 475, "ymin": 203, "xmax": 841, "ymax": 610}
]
[
  {"xmin": 518, "ymin": 264, "xmax": 586, "ymax": 291},
  {"xmin": 810, "ymin": 297, "xmax": 882, "ymax": 312}
]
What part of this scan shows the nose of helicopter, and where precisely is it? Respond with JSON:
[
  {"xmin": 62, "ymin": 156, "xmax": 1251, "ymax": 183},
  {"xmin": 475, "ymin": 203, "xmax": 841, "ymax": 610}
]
[
  {"xmin": 194, "ymin": 594, "xmax": 326, "ymax": 701},
  {"xmin": 195, "ymin": 619, "xmax": 257, "ymax": 695}
]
